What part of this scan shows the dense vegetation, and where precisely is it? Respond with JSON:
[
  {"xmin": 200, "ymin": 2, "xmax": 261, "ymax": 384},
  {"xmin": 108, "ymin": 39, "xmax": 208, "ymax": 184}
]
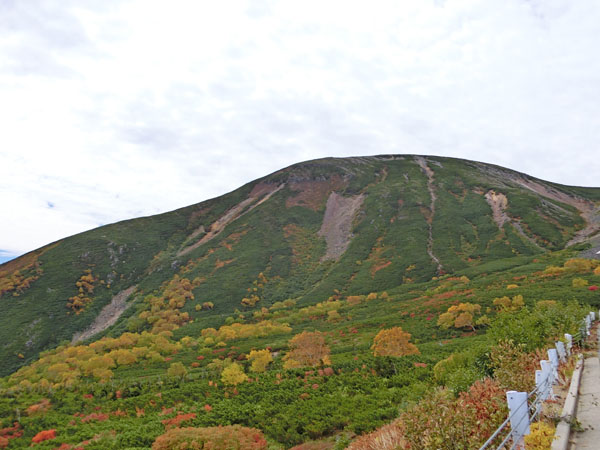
[
  {"xmin": 1, "ymin": 155, "xmax": 599, "ymax": 448},
  {"xmin": 1, "ymin": 251, "xmax": 598, "ymax": 448}
]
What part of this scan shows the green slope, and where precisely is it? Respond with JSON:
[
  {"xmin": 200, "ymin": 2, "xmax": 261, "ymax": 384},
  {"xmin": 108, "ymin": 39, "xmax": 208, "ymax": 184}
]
[{"xmin": 1, "ymin": 155, "xmax": 599, "ymax": 377}]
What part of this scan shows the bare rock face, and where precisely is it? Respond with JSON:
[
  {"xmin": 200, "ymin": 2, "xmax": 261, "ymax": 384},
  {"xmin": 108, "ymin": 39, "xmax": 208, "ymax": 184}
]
[
  {"xmin": 485, "ymin": 190, "xmax": 510, "ymax": 229},
  {"xmin": 71, "ymin": 286, "xmax": 137, "ymax": 344},
  {"xmin": 414, "ymin": 156, "xmax": 443, "ymax": 274},
  {"xmin": 318, "ymin": 192, "xmax": 365, "ymax": 261},
  {"xmin": 178, "ymin": 183, "xmax": 285, "ymax": 257}
]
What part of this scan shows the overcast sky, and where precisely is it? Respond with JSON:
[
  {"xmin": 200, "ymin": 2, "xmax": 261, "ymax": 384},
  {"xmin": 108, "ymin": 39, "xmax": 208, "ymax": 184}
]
[{"xmin": 1, "ymin": 0, "xmax": 599, "ymax": 262}]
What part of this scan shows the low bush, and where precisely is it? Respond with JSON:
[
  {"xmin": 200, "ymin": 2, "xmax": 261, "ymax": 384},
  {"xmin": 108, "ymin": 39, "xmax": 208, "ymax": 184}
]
[{"xmin": 152, "ymin": 425, "xmax": 268, "ymax": 449}]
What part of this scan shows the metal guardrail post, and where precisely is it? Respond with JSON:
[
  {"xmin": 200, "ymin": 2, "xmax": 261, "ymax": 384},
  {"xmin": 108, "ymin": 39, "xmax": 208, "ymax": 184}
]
[
  {"xmin": 479, "ymin": 312, "xmax": 595, "ymax": 450},
  {"xmin": 555, "ymin": 341, "xmax": 567, "ymax": 363},
  {"xmin": 564, "ymin": 333, "xmax": 572, "ymax": 356},
  {"xmin": 548, "ymin": 348, "xmax": 559, "ymax": 380},
  {"xmin": 540, "ymin": 360, "xmax": 554, "ymax": 400},
  {"xmin": 506, "ymin": 391, "xmax": 529, "ymax": 447}
]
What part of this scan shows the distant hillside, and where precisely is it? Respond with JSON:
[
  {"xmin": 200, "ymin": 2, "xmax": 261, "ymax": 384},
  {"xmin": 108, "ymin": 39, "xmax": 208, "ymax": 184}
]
[{"xmin": 1, "ymin": 155, "xmax": 600, "ymax": 376}]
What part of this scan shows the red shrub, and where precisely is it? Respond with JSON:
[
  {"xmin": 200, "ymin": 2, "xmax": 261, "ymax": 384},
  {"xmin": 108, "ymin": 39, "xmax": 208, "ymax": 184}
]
[
  {"xmin": 0, "ymin": 422, "xmax": 22, "ymax": 442},
  {"xmin": 80, "ymin": 413, "xmax": 109, "ymax": 423},
  {"xmin": 32, "ymin": 429, "xmax": 57, "ymax": 444},
  {"xmin": 26, "ymin": 398, "xmax": 51, "ymax": 416},
  {"xmin": 161, "ymin": 413, "xmax": 197, "ymax": 429},
  {"xmin": 589, "ymin": 285, "xmax": 598, "ymax": 291}
]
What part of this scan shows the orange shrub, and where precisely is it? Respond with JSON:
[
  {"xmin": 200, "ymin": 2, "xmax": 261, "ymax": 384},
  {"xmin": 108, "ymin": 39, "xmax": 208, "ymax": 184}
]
[
  {"xmin": 347, "ymin": 421, "xmax": 404, "ymax": 450},
  {"xmin": 161, "ymin": 413, "xmax": 197, "ymax": 429},
  {"xmin": 0, "ymin": 422, "xmax": 22, "ymax": 448},
  {"xmin": 152, "ymin": 426, "xmax": 267, "ymax": 450},
  {"xmin": 371, "ymin": 327, "xmax": 419, "ymax": 357},
  {"xmin": 283, "ymin": 331, "xmax": 331, "ymax": 368},
  {"xmin": 80, "ymin": 413, "xmax": 109, "ymax": 423},
  {"xmin": 26, "ymin": 398, "xmax": 51, "ymax": 416},
  {"xmin": 346, "ymin": 295, "xmax": 363, "ymax": 306},
  {"xmin": 32, "ymin": 429, "xmax": 56, "ymax": 444}
]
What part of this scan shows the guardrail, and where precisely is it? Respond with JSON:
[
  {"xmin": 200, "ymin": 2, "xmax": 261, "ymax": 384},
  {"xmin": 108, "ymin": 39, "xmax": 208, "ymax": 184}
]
[{"xmin": 478, "ymin": 311, "xmax": 597, "ymax": 450}]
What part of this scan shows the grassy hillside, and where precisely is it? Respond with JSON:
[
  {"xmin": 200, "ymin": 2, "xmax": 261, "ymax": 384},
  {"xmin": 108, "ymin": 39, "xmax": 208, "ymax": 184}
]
[
  {"xmin": 1, "ymin": 155, "xmax": 599, "ymax": 378},
  {"xmin": 0, "ymin": 248, "xmax": 598, "ymax": 448}
]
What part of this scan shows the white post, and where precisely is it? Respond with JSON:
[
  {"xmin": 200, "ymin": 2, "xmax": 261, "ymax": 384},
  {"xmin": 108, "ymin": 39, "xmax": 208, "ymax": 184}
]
[
  {"xmin": 555, "ymin": 341, "xmax": 567, "ymax": 363},
  {"xmin": 535, "ymin": 369, "xmax": 545, "ymax": 396},
  {"xmin": 591, "ymin": 311, "xmax": 596, "ymax": 321},
  {"xmin": 586, "ymin": 316, "xmax": 591, "ymax": 335},
  {"xmin": 564, "ymin": 333, "xmax": 573, "ymax": 356},
  {"xmin": 507, "ymin": 391, "xmax": 530, "ymax": 447},
  {"xmin": 548, "ymin": 348, "xmax": 559, "ymax": 380},
  {"xmin": 540, "ymin": 360, "xmax": 554, "ymax": 400}
]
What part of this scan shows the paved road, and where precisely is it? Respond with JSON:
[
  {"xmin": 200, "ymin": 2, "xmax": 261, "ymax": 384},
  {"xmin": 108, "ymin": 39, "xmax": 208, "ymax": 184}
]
[{"xmin": 571, "ymin": 333, "xmax": 600, "ymax": 449}]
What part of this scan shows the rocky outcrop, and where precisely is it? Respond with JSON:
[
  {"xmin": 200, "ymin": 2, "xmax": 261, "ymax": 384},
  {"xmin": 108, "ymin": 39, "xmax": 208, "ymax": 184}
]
[
  {"xmin": 71, "ymin": 286, "xmax": 137, "ymax": 343},
  {"xmin": 318, "ymin": 192, "xmax": 365, "ymax": 261}
]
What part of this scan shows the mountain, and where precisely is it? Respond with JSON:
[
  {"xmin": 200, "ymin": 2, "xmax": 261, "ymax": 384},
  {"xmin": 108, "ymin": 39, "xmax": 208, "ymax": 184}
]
[{"xmin": 1, "ymin": 155, "xmax": 600, "ymax": 377}]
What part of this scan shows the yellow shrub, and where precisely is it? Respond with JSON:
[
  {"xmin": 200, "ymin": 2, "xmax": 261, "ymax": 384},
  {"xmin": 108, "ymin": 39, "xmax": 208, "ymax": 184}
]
[
  {"xmin": 564, "ymin": 258, "xmax": 597, "ymax": 272},
  {"xmin": 524, "ymin": 421, "xmax": 555, "ymax": 449},
  {"xmin": 572, "ymin": 278, "xmax": 588, "ymax": 288},
  {"xmin": 544, "ymin": 266, "xmax": 564, "ymax": 275}
]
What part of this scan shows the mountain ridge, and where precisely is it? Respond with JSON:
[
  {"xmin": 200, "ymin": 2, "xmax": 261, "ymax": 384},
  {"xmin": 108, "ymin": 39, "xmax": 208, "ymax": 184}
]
[{"xmin": 1, "ymin": 154, "xmax": 600, "ymax": 377}]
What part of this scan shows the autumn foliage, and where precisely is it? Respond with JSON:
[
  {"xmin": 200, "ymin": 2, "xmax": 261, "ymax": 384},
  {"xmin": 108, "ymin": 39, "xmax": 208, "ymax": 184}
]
[
  {"xmin": 247, "ymin": 349, "xmax": 273, "ymax": 373},
  {"xmin": 349, "ymin": 379, "xmax": 507, "ymax": 449},
  {"xmin": 0, "ymin": 422, "xmax": 22, "ymax": 448},
  {"xmin": 0, "ymin": 265, "xmax": 42, "ymax": 297},
  {"xmin": 201, "ymin": 320, "xmax": 291, "ymax": 343},
  {"xmin": 138, "ymin": 275, "xmax": 196, "ymax": 333},
  {"xmin": 371, "ymin": 327, "xmax": 419, "ymax": 357},
  {"xmin": 437, "ymin": 302, "xmax": 486, "ymax": 331},
  {"xmin": 284, "ymin": 331, "xmax": 331, "ymax": 368},
  {"xmin": 493, "ymin": 294, "xmax": 524, "ymax": 312},
  {"xmin": 152, "ymin": 425, "xmax": 268, "ymax": 450},
  {"xmin": 221, "ymin": 363, "xmax": 248, "ymax": 386},
  {"xmin": 26, "ymin": 398, "xmax": 51, "ymax": 416},
  {"xmin": 66, "ymin": 269, "xmax": 97, "ymax": 314},
  {"xmin": 161, "ymin": 413, "xmax": 197, "ymax": 429},
  {"xmin": 31, "ymin": 429, "xmax": 56, "ymax": 444},
  {"xmin": 241, "ymin": 273, "xmax": 268, "ymax": 307}
]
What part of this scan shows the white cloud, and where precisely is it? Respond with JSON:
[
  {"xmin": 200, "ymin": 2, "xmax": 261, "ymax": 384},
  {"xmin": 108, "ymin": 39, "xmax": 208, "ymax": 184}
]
[{"xmin": 1, "ymin": 0, "xmax": 599, "ymax": 257}]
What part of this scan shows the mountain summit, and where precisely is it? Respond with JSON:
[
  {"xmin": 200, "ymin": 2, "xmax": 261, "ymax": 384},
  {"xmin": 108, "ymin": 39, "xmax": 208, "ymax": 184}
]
[{"xmin": 1, "ymin": 155, "xmax": 599, "ymax": 376}]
